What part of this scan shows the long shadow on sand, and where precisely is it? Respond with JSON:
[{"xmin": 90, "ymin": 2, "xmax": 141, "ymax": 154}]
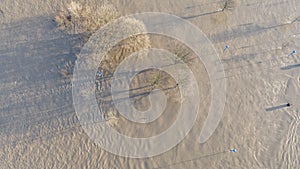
[
  {"xmin": 153, "ymin": 151, "xmax": 229, "ymax": 169},
  {"xmin": 182, "ymin": 10, "xmax": 221, "ymax": 19},
  {"xmin": 0, "ymin": 15, "xmax": 83, "ymax": 146},
  {"xmin": 280, "ymin": 63, "xmax": 300, "ymax": 70},
  {"xmin": 265, "ymin": 104, "xmax": 290, "ymax": 111},
  {"xmin": 210, "ymin": 22, "xmax": 299, "ymax": 43}
]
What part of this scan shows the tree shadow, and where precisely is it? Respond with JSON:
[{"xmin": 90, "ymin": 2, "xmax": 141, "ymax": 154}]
[
  {"xmin": 0, "ymin": 15, "xmax": 83, "ymax": 141},
  {"xmin": 153, "ymin": 151, "xmax": 228, "ymax": 169},
  {"xmin": 280, "ymin": 63, "xmax": 300, "ymax": 70},
  {"xmin": 182, "ymin": 10, "xmax": 221, "ymax": 20},
  {"xmin": 210, "ymin": 23, "xmax": 266, "ymax": 43},
  {"xmin": 98, "ymin": 82, "xmax": 178, "ymax": 104},
  {"xmin": 265, "ymin": 104, "xmax": 289, "ymax": 111},
  {"xmin": 210, "ymin": 21, "xmax": 298, "ymax": 43}
]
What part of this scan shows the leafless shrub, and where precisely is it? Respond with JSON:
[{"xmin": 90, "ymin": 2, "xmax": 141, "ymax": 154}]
[
  {"xmin": 151, "ymin": 72, "xmax": 162, "ymax": 87},
  {"xmin": 54, "ymin": 2, "xmax": 119, "ymax": 35},
  {"xmin": 60, "ymin": 68, "xmax": 70, "ymax": 78},
  {"xmin": 173, "ymin": 44, "xmax": 191, "ymax": 64},
  {"xmin": 221, "ymin": 0, "xmax": 235, "ymax": 11}
]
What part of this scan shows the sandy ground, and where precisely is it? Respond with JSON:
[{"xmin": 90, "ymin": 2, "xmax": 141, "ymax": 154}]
[{"xmin": 0, "ymin": 0, "xmax": 300, "ymax": 168}]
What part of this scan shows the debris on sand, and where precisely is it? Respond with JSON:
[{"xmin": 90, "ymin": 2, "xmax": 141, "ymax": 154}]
[
  {"xmin": 0, "ymin": 9, "xmax": 4, "ymax": 16},
  {"xmin": 60, "ymin": 68, "xmax": 70, "ymax": 78}
]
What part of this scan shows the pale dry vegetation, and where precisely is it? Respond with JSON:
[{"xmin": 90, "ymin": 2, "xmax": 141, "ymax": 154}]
[
  {"xmin": 55, "ymin": 1, "xmax": 151, "ymax": 78},
  {"xmin": 54, "ymin": 2, "xmax": 153, "ymax": 121},
  {"xmin": 54, "ymin": 1, "xmax": 119, "ymax": 35},
  {"xmin": 173, "ymin": 44, "xmax": 191, "ymax": 64},
  {"xmin": 54, "ymin": 2, "xmax": 194, "ymax": 124},
  {"xmin": 221, "ymin": 0, "xmax": 235, "ymax": 11}
]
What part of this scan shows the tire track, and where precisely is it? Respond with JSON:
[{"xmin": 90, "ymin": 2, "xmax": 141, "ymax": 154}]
[
  {"xmin": 0, "ymin": 82, "xmax": 72, "ymax": 110},
  {"xmin": 278, "ymin": 112, "xmax": 300, "ymax": 169},
  {"xmin": 278, "ymin": 78, "xmax": 300, "ymax": 168}
]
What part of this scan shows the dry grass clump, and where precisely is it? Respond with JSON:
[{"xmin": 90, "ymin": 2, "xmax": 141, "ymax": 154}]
[
  {"xmin": 116, "ymin": 19, "xmax": 151, "ymax": 52},
  {"xmin": 97, "ymin": 26, "xmax": 151, "ymax": 95},
  {"xmin": 95, "ymin": 19, "xmax": 151, "ymax": 120},
  {"xmin": 55, "ymin": 1, "xmax": 151, "ymax": 78},
  {"xmin": 151, "ymin": 71, "xmax": 162, "ymax": 86},
  {"xmin": 173, "ymin": 44, "xmax": 191, "ymax": 64},
  {"xmin": 94, "ymin": 17, "xmax": 151, "ymax": 77},
  {"xmin": 55, "ymin": 1, "xmax": 151, "ymax": 71},
  {"xmin": 101, "ymin": 17, "xmax": 151, "ymax": 54},
  {"xmin": 54, "ymin": 1, "xmax": 119, "ymax": 35},
  {"xmin": 221, "ymin": 0, "xmax": 235, "ymax": 11},
  {"xmin": 60, "ymin": 68, "xmax": 70, "ymax": 78},
  {"xmin": 55, "ymin": 2, "xmax": 153, "ymax": 122}
]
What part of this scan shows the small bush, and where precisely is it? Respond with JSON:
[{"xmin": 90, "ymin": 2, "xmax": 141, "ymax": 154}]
[
  {"xmin": 151, "ymin": 72, "xmax": 162, "ymax": 86},
  {"xmin": 173, "ymin": 44, "xmax": 191, "ymax": 64},
  {"xmin": 55, "ymin": 1, "xmax": 151, "ymax": 79},
  {"xmin": 55, "ymin": 2, "xmax": 119, "ymax": 35},
  {"xmin": 221, "ymin": 0, "xmax": 235, "ymax": 11},
  {"xmin": 60, "ymin": 68, "xmax": 69, "ymax": 78},
  {"xmin": 55, "ymin": 2, "xmax": 152, "ymax": 120}
]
